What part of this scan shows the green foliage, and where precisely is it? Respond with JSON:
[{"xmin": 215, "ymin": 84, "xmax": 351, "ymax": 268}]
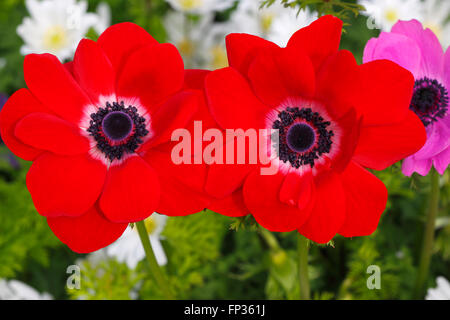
[
  {"xmin": 0, "ymin": 0, "xmax": 26, "ymax": 95},
  {"xmin": 139, "ymin": 210, "xmax": 230, "ymax": 299},
  {"xmin": 68, "ymin": 257, "xmax": 141, "ymax": 300},
  {"xmin": 0, "ymin": 0, "xmax": 449, "ymax": 301},
  {"xmin": 0, "ymin": 152, "xmax": 61, "ymax": 278},
  {"xmin": 261, "ymin": 0, "xmax": 366, "ymax": 23}
]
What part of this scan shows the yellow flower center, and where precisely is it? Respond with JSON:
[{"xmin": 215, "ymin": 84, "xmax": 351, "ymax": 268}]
[
  {"xmin": 144, "ymin": 217, "xmax": 157, "ymax": 235},
  {"xmin": 178, "ymin": 38, "xmax": 194, "ymax": 58},
  {"xmin": 43, "ymin": 25, "xmax": 68, "ymax": 51},
  {"xmin": 384, "ymin": 9, "xmax": 398, "ymax": 23},
  {"xmin": 210, "ymin": 45, "xmax": 228, "ymax": 69},
  {"xmin": 261, "ymin": 13, "xmax": 274, "ymax": 33},
  {"xmin": 179, "ymin": 0, "xmax": 203, "ymax": 10}
]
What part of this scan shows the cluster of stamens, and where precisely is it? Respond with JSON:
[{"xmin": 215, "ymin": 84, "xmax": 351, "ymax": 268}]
[
  {"xmin": 410, "ymin": 77, "xmax": 448, "ymax": 126},
  {"xmin": 87, "ymin": 101, "xmax": 149, "ymax": 161},
  {"xmin": 272, "ymin": 107, "xmax": 334, "ymax": 169}
]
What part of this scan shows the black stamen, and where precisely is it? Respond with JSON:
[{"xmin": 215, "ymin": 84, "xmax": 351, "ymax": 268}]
[
  {"xmin": 102, "ymin": 111, "xmax": 133, "ymax": 141},
  {"xmin": 410, "ymin": 77, "xmax": 448, "ymax": 126},
  {"xmin": 286, "ymin": 123, "xmax": 315, "ymax": 153},
  {"xmin": 87, "ymin": 101, "xmax": 149, "ymax": 161},
  {"xmin": 272, "ymin": 107, "xmax": 334, "ymax": 169}
]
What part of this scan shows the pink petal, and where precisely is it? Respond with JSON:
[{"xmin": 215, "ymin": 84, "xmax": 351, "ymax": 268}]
[
  {"xmin": 392, "ymin": 20, "xmax": 444, "ymax": 80},
  {"xmin": 402, "ymin": 155, "xmax": 433, "ymax": 176},
  {"xmin": 433, "ymin": 146, "xmax": 450, "ymax": 175},
  {"xmin": 363, "ymin": 32, "xmax": 422, "ymax": 76}
]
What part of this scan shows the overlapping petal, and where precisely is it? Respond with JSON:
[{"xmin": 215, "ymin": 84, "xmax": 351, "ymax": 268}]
[
  {"xmin": 0, "ymin": 89, "xmax": 47, "ymax": 160},
  {"xmin": 15, "ymin": 112, "xmax": 90, "ymax": 156},
  {"xmin": 205, "ymin": 67, "xmax": 270, "ymax": 130},
  {"xmin": 354, "ymin": 110, "xmax": 427, "ymax": 170},
  {"xmin": 24, "ymin": 54, "xmax": 92, "ymax": 124},
  {"xmin": 47, "ymin": 206, "xmax": 128, "ymax": 253},
  {"xmin": 287, "ymin": 15, "xmax": 343, "ymax": 71},
  {"xmin": 338, "ymin": 161, "xmax": 388, "ymax": 237},
  {"xmin": 99, "ymin": 156, "xmax": 160, "ymax": 223},
  {"xmin": 117, "ymin": 43, "xmax": 184, "ymax": 112},
  {"xmin": 243, "ymin": 170, "xmax": 311, "ymax": 232},
  {"xmin": 26, "ymin": 153, "xmax": 107, "ymax": 217},
  {"xmin": 73, "ymin": 39, "xmax": 116, "ymax": 104}
]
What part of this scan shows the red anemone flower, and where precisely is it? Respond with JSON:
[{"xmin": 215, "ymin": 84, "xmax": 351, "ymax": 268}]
[
  {"xmin": 204, "ymin": 16, "xmax": 427, "ymax": 243},
  {"xmin": 0, "ymin": 23, "xmax": 206, "ymax": 253}
]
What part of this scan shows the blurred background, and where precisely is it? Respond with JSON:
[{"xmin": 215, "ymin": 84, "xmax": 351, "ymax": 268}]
[{"xmin": 0, "ymin": 0, "xmax": 449, "ymax": 300}]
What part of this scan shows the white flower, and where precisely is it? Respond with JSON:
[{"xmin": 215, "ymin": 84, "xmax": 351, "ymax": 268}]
[
  {"xmin": 420, "ymin": 0, "xmax": 450, "ymax": 49},
  {"xmin": 93, "ymin": 2, "xmax": 111, "ymax": 35},
  {"xmin": 105, "ymin": 213, "xmax": 168, "ymax": 269},
  {"xmin": 164, "ymin": 0, "xmax": 317, "ymax": 69},
  {"xmin": 0, "ymin": 279, "xmax": 52, "ymax": 300},
  {"xmin": 165, "ymin": 0, "xmax": 235, "ymax": 14},
  {"xmin": 164, "ymin": 11, "xmax": 214, "ymax": 68},
  {"xmin": 360, "ymin": 0, "xmax": 424, "ymax": 31},
  {"xmin": 426, "ymin": 276, "xmax": 450, "ymax": 300},
  {"xmin": 17, "ymin": 0, "xmax": 99, "ymax": 61},
  {"xmin": 267, "ymin": 6, "xmax": 317, "ymax": 47},
  {"xmin": 228, "ymin": 0, "xmax": 317, "ymax": 46}
]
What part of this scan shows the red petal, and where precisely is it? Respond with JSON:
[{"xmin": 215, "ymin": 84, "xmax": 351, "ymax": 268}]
[
  {"xmin": 99, "ymin": 156, "xmax": 160, "ymax": 223},
  {"xmin": 279, "ymin": 171, "xmax": 315, "ymax": 211},
  {"xmin": 140, "ymin": 90, "xmax": 199, "ymax": 151},
  {"xmin": 338, "ymin": 161, "xmax": 388, "ymax": 237},
  {"xmin": 184, "ymin": 69, "xmax": 211, "ymax": 90},
  {"xmin": 226, "ymin": 33, "xmax": 279, "ymax": 76},
  {"xmin": 64, "ymin": 62, "xmax": 74, "ymax": 75},
  {"xmin": 117, "ymin": 43, "xmax": 184, "ymax": 113},
  {"xmin": 205, "ymin": 67, "xmax": 270, "ymax": 130},
  {"xmin": 73, "ymin": 39, "xmax": 116, "ymax": 104},
  {"xmin": 209, "ymin": 189, "xmax": 249, "ymax": 217},
  {"xmin": 287, "ymin": 15, "xmax": 343, "ymax": 71},
  {"xmin": 183, "ymin": 69, "xmax": 218, "ymax": 130},
  {"xmin": 331, "ymin": 109, "xmax": 362, "ymax": 172},
  {"xmin": 357, "ymin": 59, "xmax": 414, "ymax": 126},
  {"xmin": 97, "ymin": 22, "xmax": 157, "ymax": 76},
  {"xmin": 26, "ymin": 153, "xmax": 107, "ymax": 217},
  {"xmin": 0, "ymin": 89, "xmax": 46, "ymax": 160},
  {"xmin": 243, "ymin": 170, "xmax": 310, "ymax": 232},
  {"xmin": 248, "ymin": 46, "xmax": 315, "ymax": 107},
  {"xmin": 47, "ymin": 206, "xmax": 128, "ymax": 253},
  {"xmin": 247, "ymin": 49, "xmax": 290, "ymax": 107},
  {"xmin": 353, "ymin": 110, "xmax": 427, "ymax": 170},
  {"xmin": 315, "ymin": 50, "xmax": 360, "ymax": 119},
  {"xmin": 24, "ymin": 54, "xmax": 92, "ymax": 124},
  {"xmin": 15, "ymin": 112, "xmax": 90, "ymax": 156},
  {"xmin": 275, "ymin": 45, "xmax": 316, "ymax": 98},
  {"xmin": 206, "ymin": 163, "xmax": 255, "ymax": 198},
  {"xmin": 297, "ymin": 171, "xmax": 346, "ymax": 243},
  {"xmin": 142, "ymin": 148, "xmax": 212, "ymax": 216}
]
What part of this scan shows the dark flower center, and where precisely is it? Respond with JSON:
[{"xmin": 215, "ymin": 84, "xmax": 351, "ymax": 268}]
[
  {"xmin": 87, "ymin": 101, "xmax": 149, "ymax": 161},
  {"xmin": 410, "ymin": 77, "xmax": 448, "ymax": 126},
  {"xmin": 286, "ymin": 123, "xmax": 315, "ymax": 153},
  {"xmin": 102, "ymin": 111, "xmax": 133, "ymax": 141},
  {"xmin": 272, "ymin": 107, "xmax": 334, "ymax": 168}
]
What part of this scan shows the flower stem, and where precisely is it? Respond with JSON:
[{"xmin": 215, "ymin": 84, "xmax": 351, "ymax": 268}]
[
  {"xmin": 136, "ymin": 220, "xmax": 175, "ymax": 300},
  {"xmin": 298, "ymin": 234, "xmax": 310, "ymax": 300},
  {"xmin": 413, "ymin": 169, "xmax": 440, "ymax": 299}
]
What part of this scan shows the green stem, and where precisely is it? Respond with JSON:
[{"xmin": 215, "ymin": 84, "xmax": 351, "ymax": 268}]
[
  {"xmin": 298, "ymin": 234, "xmax": 310, "ymax": 300},
  {"xmin": 413, "ymin": 169, "xmax": 440, "ymax": 299},
  {"xmin": 136, "ymin": 220, "xmax": 175, "ymax": 300},
  {"xmin": 259, "ymin": 228, "xmax": 281, "ymax": 251}
]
